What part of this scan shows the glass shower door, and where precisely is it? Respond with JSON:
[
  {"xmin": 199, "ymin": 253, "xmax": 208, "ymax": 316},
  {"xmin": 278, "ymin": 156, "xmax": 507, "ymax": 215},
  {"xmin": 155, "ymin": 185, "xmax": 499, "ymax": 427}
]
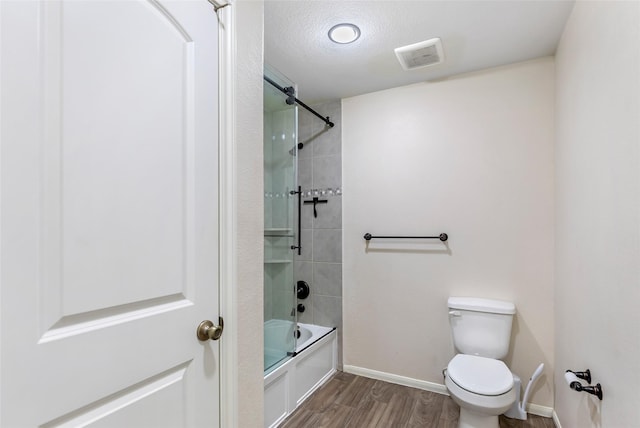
[{"xmin": 263, "ymin": 68, "xmax": 298, "ymax": 372}]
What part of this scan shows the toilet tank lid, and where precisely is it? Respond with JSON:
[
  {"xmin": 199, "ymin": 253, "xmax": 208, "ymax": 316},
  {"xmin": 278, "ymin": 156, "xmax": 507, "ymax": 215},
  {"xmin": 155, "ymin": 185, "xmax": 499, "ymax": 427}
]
[{"xmin": 448, "ymin": 297, "xmax": 515, "ymax": 315}]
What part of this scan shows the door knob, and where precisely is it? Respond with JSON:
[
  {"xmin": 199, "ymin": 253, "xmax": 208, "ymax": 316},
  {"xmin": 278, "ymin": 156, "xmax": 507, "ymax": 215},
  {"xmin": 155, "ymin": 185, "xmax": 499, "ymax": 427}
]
[{"xmin": 197, "ymin": 317, "xmax": 224, "ymax": 341}]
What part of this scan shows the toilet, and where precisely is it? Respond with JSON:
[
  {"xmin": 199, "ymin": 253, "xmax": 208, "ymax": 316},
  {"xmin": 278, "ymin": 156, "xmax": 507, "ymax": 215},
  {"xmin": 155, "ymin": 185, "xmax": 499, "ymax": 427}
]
[{"xmin": 444, "ymin": 297, "xmax": 517, "ymax": 428}]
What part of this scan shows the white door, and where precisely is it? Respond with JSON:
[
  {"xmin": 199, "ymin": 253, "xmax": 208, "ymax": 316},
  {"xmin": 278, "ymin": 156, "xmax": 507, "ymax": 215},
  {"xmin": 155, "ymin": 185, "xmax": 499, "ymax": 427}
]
[{"xmin": 1, "ymin": 1, "xmax": 221, "ymax": 426}]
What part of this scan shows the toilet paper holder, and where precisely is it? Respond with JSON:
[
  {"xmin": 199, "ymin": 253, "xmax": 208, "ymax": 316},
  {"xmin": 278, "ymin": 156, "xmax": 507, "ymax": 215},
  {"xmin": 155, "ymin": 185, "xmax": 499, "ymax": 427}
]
[
  {"xmin": 567, "ymin": 369, "xmax": 591, "ymax": 384},
  {"xmin": 565, "ymin": 369, "xmax": 603, "ymax": 400}
]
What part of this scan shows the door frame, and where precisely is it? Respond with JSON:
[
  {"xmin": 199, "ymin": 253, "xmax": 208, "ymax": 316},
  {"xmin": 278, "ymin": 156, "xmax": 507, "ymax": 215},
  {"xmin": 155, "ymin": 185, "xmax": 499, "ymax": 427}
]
[{"xmin": 217, "ymin": 2, "xmax": 239, "ymax": 427}]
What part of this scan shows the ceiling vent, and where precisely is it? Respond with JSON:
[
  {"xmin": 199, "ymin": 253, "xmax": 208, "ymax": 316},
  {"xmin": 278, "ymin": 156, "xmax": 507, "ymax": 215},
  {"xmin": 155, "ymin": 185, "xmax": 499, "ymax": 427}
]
[{"xmin": 394, "ymin": 38, "xmax": 444, "ymax": 71}]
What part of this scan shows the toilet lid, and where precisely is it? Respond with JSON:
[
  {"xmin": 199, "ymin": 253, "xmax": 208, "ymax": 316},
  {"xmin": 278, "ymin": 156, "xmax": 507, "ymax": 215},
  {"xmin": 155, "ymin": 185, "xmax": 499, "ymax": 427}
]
[{"xmin": 447, "ymin": 354, "xmax": 513, "ymax": 396}]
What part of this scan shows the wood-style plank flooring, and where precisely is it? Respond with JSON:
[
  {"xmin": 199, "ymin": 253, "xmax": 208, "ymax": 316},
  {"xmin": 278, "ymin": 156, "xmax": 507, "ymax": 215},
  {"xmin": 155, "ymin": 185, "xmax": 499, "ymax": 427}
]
[{"xmin": 281, "ymin": 372, "xmax": 555, "ymax": 428}]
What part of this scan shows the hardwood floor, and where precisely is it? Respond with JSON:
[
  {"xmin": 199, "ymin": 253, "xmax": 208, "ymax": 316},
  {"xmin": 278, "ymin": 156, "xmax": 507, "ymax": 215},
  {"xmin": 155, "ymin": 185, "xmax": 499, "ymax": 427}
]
[{"xmin": 281, "ymin": 372, "xmax": 555, "ymax": 428}]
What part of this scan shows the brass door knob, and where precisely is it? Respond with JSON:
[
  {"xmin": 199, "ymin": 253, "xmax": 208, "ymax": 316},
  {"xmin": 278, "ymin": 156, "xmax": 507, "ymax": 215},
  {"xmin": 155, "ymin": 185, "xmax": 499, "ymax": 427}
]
[{"xmin": 196, "ymin": 317, "xmax": 224, "ymax": 341}]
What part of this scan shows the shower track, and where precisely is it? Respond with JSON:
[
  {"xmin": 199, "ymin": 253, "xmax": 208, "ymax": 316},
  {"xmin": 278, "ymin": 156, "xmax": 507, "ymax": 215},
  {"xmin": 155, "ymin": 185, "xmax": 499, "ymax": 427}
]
[{"xmin": 263, "ymin": 75, "xmax": 335, "ymax": 128}]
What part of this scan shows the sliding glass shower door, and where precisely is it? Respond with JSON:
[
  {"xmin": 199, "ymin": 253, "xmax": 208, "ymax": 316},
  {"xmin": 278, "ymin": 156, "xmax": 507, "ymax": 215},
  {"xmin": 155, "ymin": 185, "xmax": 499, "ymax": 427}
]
[{"xmin": 263, "ymin": 68, "xmax": 298, "ymax": 372}]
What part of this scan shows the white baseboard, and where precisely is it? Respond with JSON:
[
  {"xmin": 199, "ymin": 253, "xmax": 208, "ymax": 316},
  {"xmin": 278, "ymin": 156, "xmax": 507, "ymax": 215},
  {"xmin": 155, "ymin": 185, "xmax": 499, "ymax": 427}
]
[
  {"xmin": 342, "ymin": 365, "xmax": 555, "ymax": 420},
  {"xmin": 526, "ymin": 403, "xmax": 554, "ymax": 418},
  {"xmin": 552, "ymin": 410, "xmax": 562, "ymax": 428},
  {"xmin": 343, "ymin": 364, "xmax": 450, "ymax": 396}
]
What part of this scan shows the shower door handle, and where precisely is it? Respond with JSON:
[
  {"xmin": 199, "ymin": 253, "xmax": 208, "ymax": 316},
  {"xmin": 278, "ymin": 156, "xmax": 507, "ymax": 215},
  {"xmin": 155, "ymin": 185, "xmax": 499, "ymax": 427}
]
[
  {"xmin": 196, "ymin": 317, "xmax": 224, "ymax": 341},
  {"xmin": 290, "ymin": 186, "xmax": 302, "ymax": 256}
]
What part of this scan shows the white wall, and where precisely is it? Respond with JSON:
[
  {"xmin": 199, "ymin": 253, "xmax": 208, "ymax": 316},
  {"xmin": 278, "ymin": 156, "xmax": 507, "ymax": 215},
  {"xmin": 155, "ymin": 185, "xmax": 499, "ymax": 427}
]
[
  {"xmin": 555, "ymin": 1, "xmax": 640, "ymax": 426},
  {"xmin": 343, "ymin": 58, "xmax": 555, "ymax": 407},
  {"xmin": 234, "ymin": 1, "xmax": 265, "ymax": 427}
]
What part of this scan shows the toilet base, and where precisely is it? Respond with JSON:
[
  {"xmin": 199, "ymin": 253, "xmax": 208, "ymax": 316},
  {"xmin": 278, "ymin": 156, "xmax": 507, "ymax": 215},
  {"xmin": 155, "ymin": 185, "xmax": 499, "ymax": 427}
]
[{"xmin": 458, "ymin": 407, "xmax": 499, "ymax": 428}]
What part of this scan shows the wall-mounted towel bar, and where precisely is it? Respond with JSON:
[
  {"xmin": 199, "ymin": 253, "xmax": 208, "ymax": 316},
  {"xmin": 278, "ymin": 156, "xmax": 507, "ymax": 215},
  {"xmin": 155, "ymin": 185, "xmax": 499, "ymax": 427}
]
[{"xmin": 363, "ymin": 233, "xmax": 448, "ymax": 242}]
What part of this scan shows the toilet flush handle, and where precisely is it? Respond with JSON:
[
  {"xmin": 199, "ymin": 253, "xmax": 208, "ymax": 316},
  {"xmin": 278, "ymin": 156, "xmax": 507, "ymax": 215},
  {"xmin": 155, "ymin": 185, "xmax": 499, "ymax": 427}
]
[{"xmin": 448, "ymin": 310, "xmax": 462, "ymax": 317}]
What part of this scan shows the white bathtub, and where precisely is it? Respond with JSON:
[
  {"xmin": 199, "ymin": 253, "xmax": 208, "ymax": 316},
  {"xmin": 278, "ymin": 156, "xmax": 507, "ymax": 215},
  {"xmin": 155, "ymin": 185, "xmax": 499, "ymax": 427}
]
[
  {"xmin": 295, "ymin": 322, "xmax": 334, "ymax": 353},
  {"xmin": 264, "ymin": 321, "xmax": 337, "ymax": 428}
]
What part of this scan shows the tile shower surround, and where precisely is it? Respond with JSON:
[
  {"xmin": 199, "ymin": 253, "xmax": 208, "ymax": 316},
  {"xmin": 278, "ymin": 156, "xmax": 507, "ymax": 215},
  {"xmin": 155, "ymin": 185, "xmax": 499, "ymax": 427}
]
[{"xmin": 294, "ymin": 100, "xmax": 343, "ymax": 369}]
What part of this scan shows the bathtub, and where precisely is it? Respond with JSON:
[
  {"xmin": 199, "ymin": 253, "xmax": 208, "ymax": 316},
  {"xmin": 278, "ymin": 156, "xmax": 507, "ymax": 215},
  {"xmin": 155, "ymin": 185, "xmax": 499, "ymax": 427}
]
[{"xmin": 264, "ymin": 321, "xmax": 337, "ymax": 428}]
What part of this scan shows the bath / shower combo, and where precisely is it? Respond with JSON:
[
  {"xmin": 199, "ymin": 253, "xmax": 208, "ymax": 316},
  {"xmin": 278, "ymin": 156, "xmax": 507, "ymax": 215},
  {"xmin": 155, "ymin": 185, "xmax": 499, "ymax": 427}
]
[{"xmin": 263, "ymin": 67, "xmax": 338, "ymax": 428}]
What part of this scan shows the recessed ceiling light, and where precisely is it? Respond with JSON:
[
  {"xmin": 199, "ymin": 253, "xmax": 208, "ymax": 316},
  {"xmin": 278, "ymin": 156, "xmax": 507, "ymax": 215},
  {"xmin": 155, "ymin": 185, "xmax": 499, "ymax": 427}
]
[{"xmin": 328, "ymin": 23, "xmax": 360, "ymax": 44}]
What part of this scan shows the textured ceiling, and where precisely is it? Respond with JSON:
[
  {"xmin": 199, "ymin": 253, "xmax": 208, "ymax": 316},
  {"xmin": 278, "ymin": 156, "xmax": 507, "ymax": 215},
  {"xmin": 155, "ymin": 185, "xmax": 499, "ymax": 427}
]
[{"xmin": 264, "ymin": 0, "xmax": 575, "ymax": 103}]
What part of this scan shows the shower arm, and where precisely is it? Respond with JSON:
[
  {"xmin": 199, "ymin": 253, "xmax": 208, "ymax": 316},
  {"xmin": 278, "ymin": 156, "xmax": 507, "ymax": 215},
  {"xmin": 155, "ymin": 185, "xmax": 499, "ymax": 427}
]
[{"xmin": 263, "ymin": 75, "xmax": 334, "ymax": 128}]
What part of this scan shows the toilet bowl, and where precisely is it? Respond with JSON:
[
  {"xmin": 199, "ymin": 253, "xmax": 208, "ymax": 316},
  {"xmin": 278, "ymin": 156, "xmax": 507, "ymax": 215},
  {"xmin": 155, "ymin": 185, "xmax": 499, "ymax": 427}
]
[{"xmin": 445, "ymin": 354, "xmax": 516, "ymax": 428}]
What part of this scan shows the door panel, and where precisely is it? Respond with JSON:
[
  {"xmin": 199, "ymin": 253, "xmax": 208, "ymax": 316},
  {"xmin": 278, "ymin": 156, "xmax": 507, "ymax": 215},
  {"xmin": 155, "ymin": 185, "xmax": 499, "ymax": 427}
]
[
  {"xmin": 1, "ymin": 1, "xmax": 220, "ymax": 426},
  {"xmin": 44, "ymin": 0, "xmax": 196, "ymax": 328},
  {"xmin": 41, "ymin": 364, "xmax": 189, "ymax": 428}
]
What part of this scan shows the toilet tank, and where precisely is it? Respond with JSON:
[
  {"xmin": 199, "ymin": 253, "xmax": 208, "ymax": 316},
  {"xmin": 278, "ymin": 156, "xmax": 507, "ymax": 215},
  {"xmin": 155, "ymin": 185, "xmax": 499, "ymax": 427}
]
[{"xmin": 448, "ymin": 297, "xmax": 516, "ymax": 360}]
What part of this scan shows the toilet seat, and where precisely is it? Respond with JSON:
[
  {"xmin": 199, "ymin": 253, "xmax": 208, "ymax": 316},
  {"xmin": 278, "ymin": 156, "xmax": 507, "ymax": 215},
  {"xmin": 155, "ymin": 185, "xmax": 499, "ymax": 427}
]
[{"xmin": 447, "ymin": 354, "xmax": 513, "ymax": 396}]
